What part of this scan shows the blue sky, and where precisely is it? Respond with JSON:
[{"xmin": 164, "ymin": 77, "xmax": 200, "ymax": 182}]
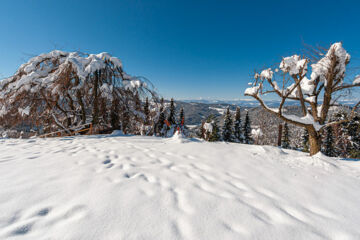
[{"xmin": 1, "ymin": 0, "xmax": 360, "ymax": 100}]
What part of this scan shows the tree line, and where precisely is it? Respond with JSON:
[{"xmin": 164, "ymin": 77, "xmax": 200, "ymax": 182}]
[{"xmin": 198, "ymin": 107, "xmax": 253, "ymax": 144}]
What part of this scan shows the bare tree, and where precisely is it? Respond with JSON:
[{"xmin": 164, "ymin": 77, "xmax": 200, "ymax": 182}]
[{"xmin": 245, "ymin": 42, "xmax": 360, "ymax": 155}]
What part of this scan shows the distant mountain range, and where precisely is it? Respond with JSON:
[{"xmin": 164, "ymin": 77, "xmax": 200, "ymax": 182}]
[{"xmin": 180, "ymin": 99, "xmax": 359, "ymax": 108}]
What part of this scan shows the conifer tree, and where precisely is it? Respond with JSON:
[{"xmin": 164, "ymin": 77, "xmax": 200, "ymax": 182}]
[
  {"xmin": 333, "ymin": 111, "xmax": 349, "ymax": 157},
  {"xmin": 121, "ymin": 107, "xmax": 130, "ymax": 134},
  {"xmin": 209, "ymin": 118, "xmax": 220, "ymax": 142},
  {"xmin": 156, "ymin": 98, "xmax": 166, "ymax": 136},
  {"xmin": 144, "ymin": 97, "xmax": 150, "ymax": 125},
  {"xmin": 179, "ymin": 107, "xmax": 184, "ymax": 126},
  {"xmin": 242, "ymin": 111, "xmax": 252, "ymax": 144},
  {"xmin": 302, "ymin": 128, "xmax": 309, "ymax": 152},
  {"xmin": 281, "ymin": 123, "xmax": 290, "ymax": 149},
  {"xmin": 222, "ymin": 107, "xmax": 234, "ymax": 142},
  {"xmin": 347, "ymin": 115, "xmax": 360, "ymax": 158},
  {"xmin": 199, "ymin": 120, "xmax": 205, "ymax": 139},
  {"xmin": 322, "ymin": 126, "xmax": 335, "ymax": 157},
  {"xmin": 167, "ymin": 98, "xmax": 176, "ymax": 125},
  {"xmin": 233, "ymin": 107, "xmax": 243, "ymax": 143}
]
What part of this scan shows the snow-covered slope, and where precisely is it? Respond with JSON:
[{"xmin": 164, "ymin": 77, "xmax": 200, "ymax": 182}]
[{"xmin": 0, "ymin": 135, "xmax": 360, "ymax": 239}]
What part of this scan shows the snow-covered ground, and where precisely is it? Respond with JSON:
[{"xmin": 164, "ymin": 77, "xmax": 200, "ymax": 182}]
[{"xmin": 0, "ymin": 135, "xmax": 360, "ymax": 240}]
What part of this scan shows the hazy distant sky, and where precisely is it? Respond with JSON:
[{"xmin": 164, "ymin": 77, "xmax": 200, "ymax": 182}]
[{"xmin": 1, "ymin": 0, "xmax": 360, "ymax": 99}]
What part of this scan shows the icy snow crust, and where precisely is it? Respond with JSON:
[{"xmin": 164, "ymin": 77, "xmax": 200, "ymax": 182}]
[{"xmin": 1, "ymin": 136, "xmax": 360, "ymax": 239}]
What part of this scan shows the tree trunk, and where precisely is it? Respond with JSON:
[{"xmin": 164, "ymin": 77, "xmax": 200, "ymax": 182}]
[
  {"xmin": 277, "ymin": 124, "xmax": 283, "ymax": 146},
  {"xmin": 307, "ymin": 126, "xmax": 321, "ymax": 156}
]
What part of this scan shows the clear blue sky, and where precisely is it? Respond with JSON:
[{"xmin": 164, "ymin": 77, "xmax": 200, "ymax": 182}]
[{"xmin": 1, "ymin": 0, "xmax": 360, "ymax": 100}]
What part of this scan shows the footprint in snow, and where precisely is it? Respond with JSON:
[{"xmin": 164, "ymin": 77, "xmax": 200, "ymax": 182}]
[{"xmin": 102, "ymin": 159, "xmax": 114, "ymax": 168}]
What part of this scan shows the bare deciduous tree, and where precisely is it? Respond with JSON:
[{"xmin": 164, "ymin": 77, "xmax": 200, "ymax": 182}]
[{"xmin": 245, "ymin": 42, "xmax": 360, "ymax": 155}]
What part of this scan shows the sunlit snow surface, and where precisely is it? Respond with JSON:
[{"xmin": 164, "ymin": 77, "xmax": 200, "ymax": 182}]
[{"xmin": 0, "ymin": 135, "xmax": 360, "ymax": 239}]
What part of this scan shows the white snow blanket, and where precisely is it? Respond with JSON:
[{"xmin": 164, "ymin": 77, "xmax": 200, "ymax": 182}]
[{"xmin": 0, "ymin": 136, "xmax": 360, "ymax": 239}]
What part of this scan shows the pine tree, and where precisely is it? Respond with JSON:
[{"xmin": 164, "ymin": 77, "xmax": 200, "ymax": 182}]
[
  {"xmin": 144, "ymin": 97, "xmax": 150, "ymax": 125},
  {"xmin": 233, "ymin": 107, "xmax": 242, "ymax": 143},
  {"xmin": 179, "ymin": 107, "xmax": 184, "ymax": 126},
  {"xmin": 121, "ymin": 107, "xmax": 130, "ymax": 134},
  {"xmin": 333, "ymin": 111, "xmax": 349, "ymax": 157},
  {"xmin": 347, "ymin": 115, "xmax": 360, "ymax": 158},
  {"xmin": 222, "ymin": 107, "xmax": 234, "ymax": 142},
  {"xmin": 322, "ymin": 126, "xmax": 335, "ymax": 157},
  {"xmin": 167, "ymin": 98, "xmax": 176, "ymax": 125},
  {"xmin": 209, "ymin": 118, "xmax": 220, "ymax": 142},
  {"xmin": 156, "ymin": 98, "xmax": 166, "ymax": 136},
  {"xmin": 242, "ymin": 111, "xmax": 252, "ymax": 144},
  {"xmin": 199, "ymin": 120, "xmax": 205, "ymax": 139},
  {"xmin": 302, "ymin": 128, "xmax": 309, "ymax": 152},
  {"xmin": 281, "ymin": 123, "xmax": 290, "ymax": 149}
]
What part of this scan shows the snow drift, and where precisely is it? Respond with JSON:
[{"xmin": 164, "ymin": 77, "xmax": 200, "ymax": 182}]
[{"xmin": 0, "ymin": 135, "xmax": 360, "ymax": 239}]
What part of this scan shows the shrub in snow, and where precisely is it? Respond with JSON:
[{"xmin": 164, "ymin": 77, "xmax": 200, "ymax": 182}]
[
  {"xmin": 0, "ymin": 51, "xmax": 159, "ymax": 136},
  {"xmin": 245, "ymin": 42, "xmax": 360, "ymax": 155}
]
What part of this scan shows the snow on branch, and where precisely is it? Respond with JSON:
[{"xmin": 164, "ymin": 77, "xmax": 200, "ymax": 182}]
[
  {"xmin": 0, "ymin": 50, "xmax": 159, "ymax": 135},
  {"xmin": 244, "ymin": 42, "xmax": 360, "ymax": 134}
]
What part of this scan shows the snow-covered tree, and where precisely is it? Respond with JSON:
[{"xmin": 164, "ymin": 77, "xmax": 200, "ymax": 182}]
[
  {"xmin": 251, "ymin": 128, "xmax": 263, "ymax": 145},
  {"xmin": 332, "ymin": 111, "xmax": 351, "ymax": 157},
  {"xmin": 347, "ymin": 115, "xmax": 360, "ymax": 158},
  {"xmin": 167, "ymin": 98, "xmax": 176, "ymax": 125},
  {"xmin": 198, "ymin": 120, "xmax": 206, "ymax": 139},
  {"xmin": 281, "ymin": 123, "xmax": 290, "ymax": 149},
  {"xmin": 222, "ymin": 107, "xmax": 234, "ymax": 142},
  {"xmin": 0, "ymin": 51, "xmax": 158, "ymax": 135},
  {"xmin": 203, "ymin": 115, "xmax": 220, "ymax": 142},
  {"xmin": 144, "ymin": 97, "xmax": 150, "ymax": 125},
  {"xmin": 322, "ymin": 126, "xmax": 335, "ymax": 157},
  {"xmin": 242, "ymin": 111, "xmax": 252, "ymax": 144},
  {"xmin": 332, "ymin": 111, "xmax": 360, "ymax": 158},
  {"xmin": 179, "ymin": 107, "xmax": 184, "ymax": 126},
  {"xmin": 156, "ymin": 97, "xmax": 166, "ymax": 136},
  {"xmin": 244, "ymin": 42, "xmax": 360, "ymax": 155},
  {"xmin": 233, "ymin": 106, "xmax": 243, "ymax": 143},
  {"xmin": 209, "ymin": 119, "xmax": 220, "ymax": 142},
  {"xmin": 301, "ymin": 128, "xmax": 309, "ymax": 152}
]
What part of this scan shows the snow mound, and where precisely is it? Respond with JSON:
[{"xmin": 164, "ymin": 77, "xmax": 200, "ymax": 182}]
[
  {"xmin": 169, "ymin": 130, "xmax": 188, "ymax": 143},
  {"xmin": 110, "ymin": 130, "xmax": 126, "ymax": 136},
  {"xmin": 0, "ymin": 136, "xmax": 360, "ymax": 239}
]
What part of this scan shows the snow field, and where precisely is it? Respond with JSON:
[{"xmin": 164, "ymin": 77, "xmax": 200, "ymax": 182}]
[{"xmin": 0, "ymin": 135, "xmax": 360, "ymax": 239}]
